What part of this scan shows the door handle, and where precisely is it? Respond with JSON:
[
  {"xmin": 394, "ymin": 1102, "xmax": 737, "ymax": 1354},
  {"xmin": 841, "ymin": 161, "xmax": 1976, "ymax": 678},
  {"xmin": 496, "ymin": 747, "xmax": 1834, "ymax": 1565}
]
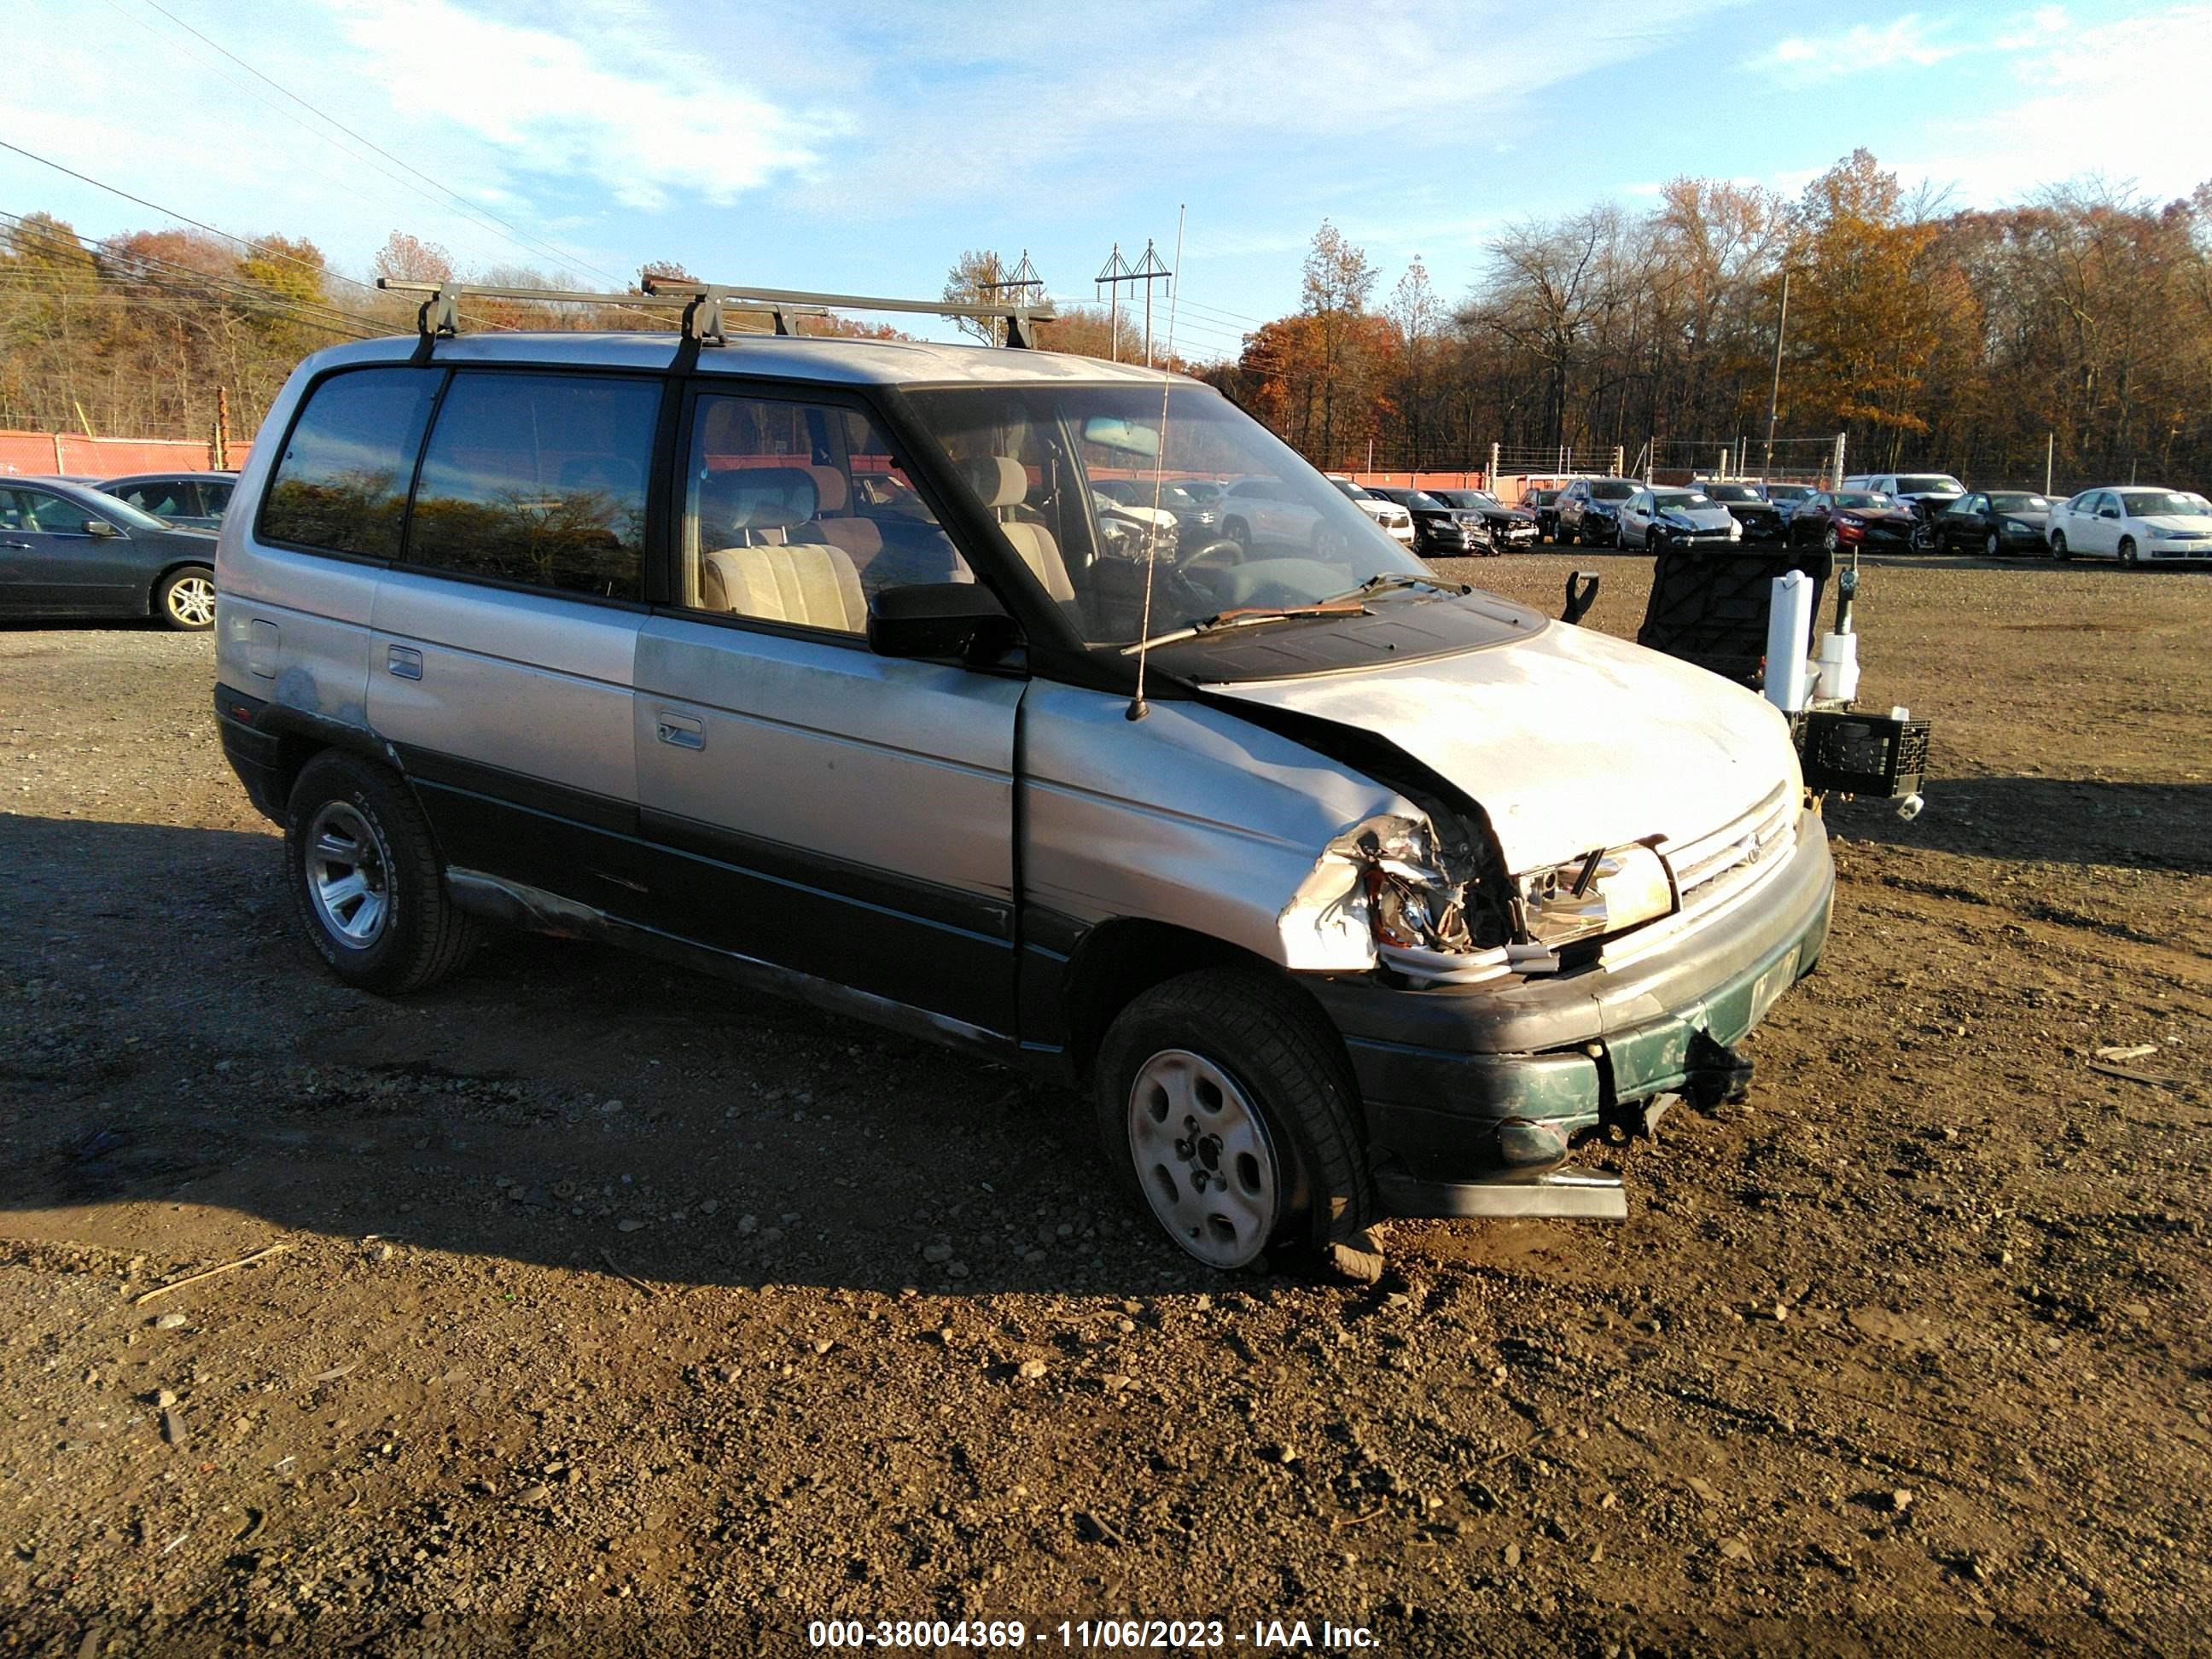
[
  {"xmin": 386, "ymin": 644, "xmax": 423, "ymax": 680},
  {"xmin": 655, "ymin": 712, "xmax": 704, "ymax": 750}
]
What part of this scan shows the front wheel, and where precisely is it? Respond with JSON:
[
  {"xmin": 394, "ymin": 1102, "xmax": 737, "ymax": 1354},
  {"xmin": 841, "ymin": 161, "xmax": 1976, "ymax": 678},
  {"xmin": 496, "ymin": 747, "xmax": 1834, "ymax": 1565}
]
[
  {"xmin": 2119, "ymin": 537, "xmax": 2139, "ymax": 567},
  {"xmin": 1094, "ymin": 969, "xmax": 1371, "ymax": 1272},
  {"xmin": 1562, "ymin": 521, "xmax": 1580, "ymax": 547},
  {"xmin": 2052, "ymin": 532, "xmax": 2069, "ymax": 561},
  {"xmin": 285, "ymin": 752, "xmax": 480, "ymax": 994},
  {"xmin": 1824, "ymin": 527, "xmax": 1841, "ymax": 556},
  {"xmin": 1910, "ymin": 522, "xmax": 1935, "ymax": 553},
  {"xmin": 1983, "ymin": 530, "xmax": 2001, "ymax": 558},
  {"xmin": 155, "ymin": 565, "xmax": 216, "ymax": 632}
]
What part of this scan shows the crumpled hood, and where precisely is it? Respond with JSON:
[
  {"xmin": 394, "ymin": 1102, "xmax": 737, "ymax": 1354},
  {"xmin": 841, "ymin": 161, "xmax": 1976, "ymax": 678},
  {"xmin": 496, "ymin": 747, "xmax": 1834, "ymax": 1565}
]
[{"xmin": 1206, "ymin": 614, "xmax": 1801, "ymax": 872}]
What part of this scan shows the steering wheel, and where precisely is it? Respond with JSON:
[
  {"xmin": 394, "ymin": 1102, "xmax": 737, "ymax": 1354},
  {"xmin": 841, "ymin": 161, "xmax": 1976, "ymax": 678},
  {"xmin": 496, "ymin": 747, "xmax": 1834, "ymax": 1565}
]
[{"xmin": 1177, "ymin": 536, "xmax": 1245, "ymax": 575}]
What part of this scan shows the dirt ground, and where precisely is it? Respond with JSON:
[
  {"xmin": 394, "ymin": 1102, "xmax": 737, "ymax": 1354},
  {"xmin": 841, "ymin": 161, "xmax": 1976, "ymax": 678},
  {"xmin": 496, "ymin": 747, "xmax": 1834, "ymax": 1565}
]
[{"xmin": 2, "ymin": 550, "xmax": 2207, "ymax": 1656}]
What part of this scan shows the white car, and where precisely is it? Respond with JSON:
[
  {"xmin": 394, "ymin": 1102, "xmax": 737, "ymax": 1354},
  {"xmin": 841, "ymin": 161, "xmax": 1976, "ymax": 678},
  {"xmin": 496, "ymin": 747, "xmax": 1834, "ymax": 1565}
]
[
  {"xmin": 2046, "ymin": 486, "xmax": 2212, "ymax": 566},
  {"xmin": 1327, "ymin": 474, "xmax": 1417, "ymax": 547}
]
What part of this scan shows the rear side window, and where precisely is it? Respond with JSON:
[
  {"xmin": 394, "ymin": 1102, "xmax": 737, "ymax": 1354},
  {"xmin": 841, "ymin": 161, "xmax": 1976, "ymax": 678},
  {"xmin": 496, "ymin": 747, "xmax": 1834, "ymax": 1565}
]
[
  {"xmin": 406, "ymin": 372, "xmax": 659, "ymax": 602},
  {"xmin": 261, "ymin": 367, "xmax": 440, "ymax": 559}
]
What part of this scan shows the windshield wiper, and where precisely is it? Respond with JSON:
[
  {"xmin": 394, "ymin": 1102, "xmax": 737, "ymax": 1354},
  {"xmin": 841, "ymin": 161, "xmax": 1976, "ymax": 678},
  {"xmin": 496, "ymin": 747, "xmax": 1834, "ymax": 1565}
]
[
  {"xmin": 1319, "ymin": 572, "xmax": 1469, "ymax": 604},
  {"xmin": 1118, "ymin": 601, "xmax": 1369, "ymax": 655}
]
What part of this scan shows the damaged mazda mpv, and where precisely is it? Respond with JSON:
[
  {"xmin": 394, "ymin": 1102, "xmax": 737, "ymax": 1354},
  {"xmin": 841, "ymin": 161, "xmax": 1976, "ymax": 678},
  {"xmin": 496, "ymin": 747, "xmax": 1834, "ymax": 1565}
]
[{"xmin": 214, "ymin": 296, "xmax": 1831, "ymax": 1271}]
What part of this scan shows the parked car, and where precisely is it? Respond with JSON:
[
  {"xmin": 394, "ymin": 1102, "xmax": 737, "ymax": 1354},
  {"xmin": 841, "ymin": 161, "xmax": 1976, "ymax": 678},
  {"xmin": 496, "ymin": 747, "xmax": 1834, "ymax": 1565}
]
[
  {"xmin": 1927, "ymin": 490, "xmax": 2052, "ymax": 556},
  {"xmin": 1618, "ymin": 486, "xmax": 1743, "ymax": 550},
  {"xmin": 1427, "ymin": 487, "xmax": 1540, "ymax": 551},
  {"xmin": 1842, "ymin": 472, "xmax": 1966, "ymax": 547},
  {"xmin": 1090, "ymin": 487, "xmax": 1179, "ymax": 556},
  {"xmin": 1786, "ymin": 489, "xmax": 1918, "ymax": 554},
  {"xmin": 1691, "ymin": 480, "xmax": 1786, "ymax": 541},
  {"xmin": 1325, "ymin": 475, "xmax": 1417, "ymax": 547},
  {"xmin": 0, "ymin": 475, "xmax": 218, "ymax": 629},
  {"xmin": 1216, "ymin": 474, "xmax": 1330, "ymax": 554},
  {"xmin": 1554, "ymin": 477, "xmax": 1642, "ymax": 547},
  {"xmin": 1753, "ymin": 482, "xmax": 1817, "ymax": 527},
  {"xmin": 1093, "ymin": 478, "xmax": 1217, "ymax": 550},
  {"xmin": 2045, "ymin": 487, "xmax": 2212, "ymax": 565},
  {"xmin": 97, "ymin": 470, "xmax": 238, "ymax": 532},
  {"xmin": 1363, "ymin": 486, "xmax": 1485, "ymax": 557},
  {"xmin": 215, "ymin": 324, "xmax": 1831, "ymax": 1271},
  {"xmin": 1519, "ymin": 486, "xmax": 1563, "ymax": 542}
]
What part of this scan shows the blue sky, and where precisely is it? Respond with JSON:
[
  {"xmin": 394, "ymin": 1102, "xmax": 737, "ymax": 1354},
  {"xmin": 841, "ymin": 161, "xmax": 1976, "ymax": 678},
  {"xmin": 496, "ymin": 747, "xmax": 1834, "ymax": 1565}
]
[{"xmin": 4, "ymin": 0, "xmax": 2209, "ymax": 358}]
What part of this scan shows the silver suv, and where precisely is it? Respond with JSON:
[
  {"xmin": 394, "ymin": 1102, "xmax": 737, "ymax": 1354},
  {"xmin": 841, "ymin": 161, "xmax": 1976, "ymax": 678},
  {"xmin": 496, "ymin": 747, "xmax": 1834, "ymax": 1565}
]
[{"xmin": 214, "ymin": 300, "xmax": 1831, "ymax": 1270}]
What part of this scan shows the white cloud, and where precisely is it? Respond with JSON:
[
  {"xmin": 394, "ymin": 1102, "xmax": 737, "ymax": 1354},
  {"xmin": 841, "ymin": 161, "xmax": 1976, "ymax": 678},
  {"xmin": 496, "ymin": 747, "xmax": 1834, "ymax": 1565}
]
[
  {"xmin": 1751, "ymin": 12, "xmax": 1962, "ymax": 76},
  {"xmin": 323, "ymin": 0, "xmax": 826, "ymax": 212}
]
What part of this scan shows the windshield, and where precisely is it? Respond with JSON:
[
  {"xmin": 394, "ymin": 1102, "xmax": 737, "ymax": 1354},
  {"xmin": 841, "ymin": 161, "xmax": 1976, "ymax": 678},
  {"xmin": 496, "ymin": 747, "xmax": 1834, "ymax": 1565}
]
[
  {"xmin": 905, "ymin": 382, "xmax": 1428, "ymax": 648},
  {"xmin": 1701, "ymin": 483, "xmax": 1758, "ymax": 502},
  {"xmin": 1896, "ymin": 475, "xmax": 1965, "ymax": 495},
  {"xmin": 2121, "ymin": 491, "xmax": 2210, "ymax": 516},
  {"xmin": 63, "ymin": 487, "xmax": 175, "ymax": 532},
  {"xmin": 1590, "ymin": 480, "xmax": 1635, "ymax": 501},
  {"xmin": 1654, "ymin": 491, "xmax": 1711, "ymax": 510},
  {"xmin": 1988, "ymin": 492, "xmax": 2048, "ymax": 512}
]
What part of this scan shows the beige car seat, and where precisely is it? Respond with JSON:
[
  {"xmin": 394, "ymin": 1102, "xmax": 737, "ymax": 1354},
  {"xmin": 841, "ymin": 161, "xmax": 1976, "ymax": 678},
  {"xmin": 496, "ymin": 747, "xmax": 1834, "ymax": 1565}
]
[
  {"xmin": 696, "ymin": 466, "xmax": 868, "ymax": 632},
  {"xmin": 959, "ymin": 456, "xmax": 1076, "ymax": 602}
]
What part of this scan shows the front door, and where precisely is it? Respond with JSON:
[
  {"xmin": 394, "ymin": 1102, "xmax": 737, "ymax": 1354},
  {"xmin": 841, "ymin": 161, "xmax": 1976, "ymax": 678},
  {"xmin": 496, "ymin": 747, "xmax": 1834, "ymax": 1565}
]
[
  {"xmin": 0, "ymin": 486, "xmax": 137, "ymax": 612},
  {"xmin": 634, "ymin": 387, "xmax": 1022, "ymax": 1037}
]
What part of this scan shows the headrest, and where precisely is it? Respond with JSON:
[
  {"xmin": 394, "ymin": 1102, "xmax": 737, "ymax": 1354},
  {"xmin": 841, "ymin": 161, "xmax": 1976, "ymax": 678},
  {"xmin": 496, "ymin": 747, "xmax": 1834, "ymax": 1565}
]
[
  {"xmin": 700, "ymin": 465, "xmax": 818, "ymax": 533},
  {"xmin": 799, "ymin": 464, "xmax": 848, "ymax": 515},
  {"xmin": 959, "ymin": 455, "xmax": 1027, "ymax": 510}
]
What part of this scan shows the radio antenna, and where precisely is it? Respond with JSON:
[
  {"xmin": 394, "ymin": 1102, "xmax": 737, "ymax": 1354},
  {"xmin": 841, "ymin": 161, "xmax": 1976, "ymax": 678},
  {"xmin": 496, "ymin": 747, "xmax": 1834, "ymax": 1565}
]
[{"xmin": 1126, "ymin": 204, "xmax": 1185, "ymax": 724}]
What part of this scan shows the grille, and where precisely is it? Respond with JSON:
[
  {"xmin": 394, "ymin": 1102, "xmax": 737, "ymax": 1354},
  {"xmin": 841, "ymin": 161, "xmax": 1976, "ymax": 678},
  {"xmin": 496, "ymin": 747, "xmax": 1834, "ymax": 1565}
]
[{"xmin": 1662, "ymin": 781, "xmax": 1798, "ymax": 914}]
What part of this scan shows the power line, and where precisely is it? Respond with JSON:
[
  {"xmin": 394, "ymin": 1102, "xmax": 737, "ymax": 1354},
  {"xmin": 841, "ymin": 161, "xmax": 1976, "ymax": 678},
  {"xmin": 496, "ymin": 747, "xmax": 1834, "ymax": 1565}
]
[{"xmin": 120, "ymin": 0, "xmax": 639, "ymax": 296}]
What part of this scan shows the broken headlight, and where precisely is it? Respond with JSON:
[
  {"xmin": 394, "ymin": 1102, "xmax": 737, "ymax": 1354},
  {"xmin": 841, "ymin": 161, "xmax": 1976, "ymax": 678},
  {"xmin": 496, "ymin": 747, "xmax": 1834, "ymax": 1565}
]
[{"xmin": 1519, "ymin": 842, "xmax": 1675, "ymax": 948}]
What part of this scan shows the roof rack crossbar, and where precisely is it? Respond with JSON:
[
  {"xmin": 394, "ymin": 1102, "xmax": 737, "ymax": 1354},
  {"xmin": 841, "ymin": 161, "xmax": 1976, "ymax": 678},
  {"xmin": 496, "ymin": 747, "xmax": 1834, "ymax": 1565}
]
[
  {"xmin": 373, "ymin": 278, "xmax": 830, "ymax": 345},
  {"xmin": 642, "ymin": 277, "xmax": 1055, "ymax": 347}
]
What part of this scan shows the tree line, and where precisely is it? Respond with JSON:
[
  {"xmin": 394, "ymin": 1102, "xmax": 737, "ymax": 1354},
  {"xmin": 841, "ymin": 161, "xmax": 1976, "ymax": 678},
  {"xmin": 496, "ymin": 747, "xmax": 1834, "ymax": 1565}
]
[
  {"xmin": 9, "ymin": 148, "xmax": 2209, "ymax": 493},
  {"xmin": 1206, "ymin": 151, "xmax": 2212, "ymax": 491}
]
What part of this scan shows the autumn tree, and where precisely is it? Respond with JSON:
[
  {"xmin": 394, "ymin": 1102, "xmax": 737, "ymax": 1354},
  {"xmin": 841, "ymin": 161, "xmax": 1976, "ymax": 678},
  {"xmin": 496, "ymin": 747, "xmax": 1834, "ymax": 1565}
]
[{"xmin": 1300, "ymin": 221, "xmax": 1380, "ymax": 469}]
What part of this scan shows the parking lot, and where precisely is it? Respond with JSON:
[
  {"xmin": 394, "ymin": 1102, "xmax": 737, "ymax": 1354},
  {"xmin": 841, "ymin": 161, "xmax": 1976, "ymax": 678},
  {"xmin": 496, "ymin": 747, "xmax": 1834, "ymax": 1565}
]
[{"xmin": 2, "ymin": 551, "xmax": 2207, "ymax": 1653}]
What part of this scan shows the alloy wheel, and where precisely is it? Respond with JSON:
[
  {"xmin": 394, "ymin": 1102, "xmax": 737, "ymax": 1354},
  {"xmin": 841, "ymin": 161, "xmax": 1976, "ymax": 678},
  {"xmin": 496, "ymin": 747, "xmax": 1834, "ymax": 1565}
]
[
  {"xmin": 1126, "ymin": 1048, "xmax": 1283, "ymax": 1269},
  {"xmin": 304, "ymin": 800, "xmax": 393, "ymax": 948},
  {"xmin": 166, "ymin": 573, "xmax": 215, "ymax": 627}
]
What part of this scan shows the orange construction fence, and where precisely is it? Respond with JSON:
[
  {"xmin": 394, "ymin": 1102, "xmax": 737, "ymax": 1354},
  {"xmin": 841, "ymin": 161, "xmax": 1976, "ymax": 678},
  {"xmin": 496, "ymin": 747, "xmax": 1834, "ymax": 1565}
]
[{"xmin": 0, "ymin": 429, "xmax": 253, "ymax": 481}]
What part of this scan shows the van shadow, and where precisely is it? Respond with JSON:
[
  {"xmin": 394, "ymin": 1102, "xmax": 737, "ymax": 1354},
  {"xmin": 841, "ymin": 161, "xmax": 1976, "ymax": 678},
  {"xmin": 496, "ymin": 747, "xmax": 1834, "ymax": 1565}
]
[
  {"xmin": 1825, "ymin": 776, "xmax": 2212, "ymax": 875},
  {"xmin": 0, "ymin": 814, "xmax": 1225, "ymax": 1298}
]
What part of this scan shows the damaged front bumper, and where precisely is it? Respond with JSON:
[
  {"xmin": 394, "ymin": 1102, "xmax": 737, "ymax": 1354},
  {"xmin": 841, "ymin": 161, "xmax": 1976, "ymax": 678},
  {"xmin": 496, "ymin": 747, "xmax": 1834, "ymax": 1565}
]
[{"xmin": 1305, "ymin": 812, "xmax": 1834, "ymax": 1220}]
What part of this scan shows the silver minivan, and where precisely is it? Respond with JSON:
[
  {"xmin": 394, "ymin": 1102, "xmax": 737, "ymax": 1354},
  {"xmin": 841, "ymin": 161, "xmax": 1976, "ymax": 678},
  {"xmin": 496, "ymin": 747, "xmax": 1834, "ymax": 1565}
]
[{"xmin": 214, "ymin": 317, "xmax": 1832, "ymax": 1271}]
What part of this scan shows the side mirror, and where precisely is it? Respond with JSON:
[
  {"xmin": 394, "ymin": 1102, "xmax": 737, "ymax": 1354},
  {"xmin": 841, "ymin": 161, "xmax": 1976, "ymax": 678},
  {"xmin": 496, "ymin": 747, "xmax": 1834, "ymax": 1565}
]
[
  {"xmin": 867, "ymin": 582, "xmax": 1016, "ymax": 661},
  {"xmin": 85, "ymin": 519, "xmax": 121, "ymax": 538}
]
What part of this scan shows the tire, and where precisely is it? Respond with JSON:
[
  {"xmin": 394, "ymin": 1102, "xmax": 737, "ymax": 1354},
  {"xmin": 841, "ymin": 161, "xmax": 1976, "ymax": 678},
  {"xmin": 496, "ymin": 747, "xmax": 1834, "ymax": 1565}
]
[
  {"xmin": 2119, "ymin": 537, "xmax": 2139, "ymax": 567},
  {"xmin": 284, "ymin": 752, "xmax": 480, "ymax": 994},
  {"xmin": 1093, "ymin": 969, "xmax": 1371, "ymax": 1272},
  {"xmin": 1909, "ymin": 522, "xmax": 1934, "ymax": 553},
  {"xmin": 1824, "ymin": 527, "xmax": 1841, "ymax": 556},
  {"xmin": 1983, "ymin": 530, "xmax": 2001, "ymax": 558},
  {"xmin": 2052, "ymin": 532, "xmax": 2069, "ymax": 561},
  {"xmin": 1563, "ymin": 521, "xmax": 1580, "ymax": 547},
  {"xmin": 154, "ymin": 565, "xmax": 216, "ymax": 632}
]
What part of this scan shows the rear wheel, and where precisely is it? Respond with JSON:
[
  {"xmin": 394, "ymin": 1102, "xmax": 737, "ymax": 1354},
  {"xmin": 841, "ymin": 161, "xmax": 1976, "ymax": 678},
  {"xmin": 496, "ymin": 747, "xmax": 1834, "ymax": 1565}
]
[
  {"xmin": 154, "ymin": 565, "xmax": 215, "ymax": 632},
  {"xmin": 1094, "ymin": 969, "xmax": 1371, "ymax": 1272},
  {"xmin": 285, "ymin": 752, "xmax": 480, "ymax": 994}
]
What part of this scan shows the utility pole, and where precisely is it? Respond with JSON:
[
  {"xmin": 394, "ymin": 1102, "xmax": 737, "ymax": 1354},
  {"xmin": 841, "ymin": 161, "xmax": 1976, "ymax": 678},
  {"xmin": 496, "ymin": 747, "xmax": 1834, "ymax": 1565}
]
[
  {"xmin": 1097, "ymin": 239, "xmax": 1173, "ymax": 367},
  {"xmin": 213, "ymin": 385, "xmax": 231, "ymax": 471},
  {"xmin": 976, "ymin": 251, "xmax": 1045, "ymax": 350},
  {"xmin": 1762, "ymin": 267, "xmax": 1791, "ymax": 479},
  {"xmin": 2045, "ymin": 432, "xmax": 2053, "ymax": 496}
]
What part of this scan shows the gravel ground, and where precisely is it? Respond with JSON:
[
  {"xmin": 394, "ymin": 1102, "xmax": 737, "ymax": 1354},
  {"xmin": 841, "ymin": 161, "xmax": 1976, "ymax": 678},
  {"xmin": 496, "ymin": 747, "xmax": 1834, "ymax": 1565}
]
[{"xmin": 1, "ymin": 551, "xmax": 2208, "ymax": 1656}]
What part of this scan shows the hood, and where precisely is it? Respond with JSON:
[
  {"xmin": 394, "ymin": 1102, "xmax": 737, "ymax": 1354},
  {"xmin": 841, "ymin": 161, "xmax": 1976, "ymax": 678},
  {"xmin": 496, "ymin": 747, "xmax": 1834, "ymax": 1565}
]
[
  {"xmin": 2137, "ymin": 515, "xmax": 2212, "ymax": 534},
  {"xmin": 1662, "ymin": 505, "xmax": 1737, "ymax": 530},
  {"xmin": 1205, "ymin": 614, "xmax": 1801, "ymax": 872}
]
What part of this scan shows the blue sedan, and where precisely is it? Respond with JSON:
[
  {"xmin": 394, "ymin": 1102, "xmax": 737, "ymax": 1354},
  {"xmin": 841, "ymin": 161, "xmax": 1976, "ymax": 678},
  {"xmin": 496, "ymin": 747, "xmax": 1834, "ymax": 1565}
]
[{"xmin": 0, "ymin": 476, "xmax": 220, "ymax": 630}]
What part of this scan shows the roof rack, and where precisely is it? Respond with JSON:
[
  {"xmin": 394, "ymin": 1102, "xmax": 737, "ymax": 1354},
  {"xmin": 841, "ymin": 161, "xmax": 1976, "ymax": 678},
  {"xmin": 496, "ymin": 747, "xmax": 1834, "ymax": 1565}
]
[{"xmin": 375, "ymin": 277, "xmax": 1056, "ymax": 348}]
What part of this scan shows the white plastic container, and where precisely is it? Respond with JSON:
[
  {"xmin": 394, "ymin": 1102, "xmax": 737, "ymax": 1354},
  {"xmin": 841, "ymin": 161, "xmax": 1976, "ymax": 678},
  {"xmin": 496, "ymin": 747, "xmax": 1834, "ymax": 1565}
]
[
  {"xmin": 1813, "ymin": 629, "xmax": 1860, "ymax": 702},
  {"xmin": 1764, "ymin": 572, "xmax": 1814, "ymax": 713}
]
